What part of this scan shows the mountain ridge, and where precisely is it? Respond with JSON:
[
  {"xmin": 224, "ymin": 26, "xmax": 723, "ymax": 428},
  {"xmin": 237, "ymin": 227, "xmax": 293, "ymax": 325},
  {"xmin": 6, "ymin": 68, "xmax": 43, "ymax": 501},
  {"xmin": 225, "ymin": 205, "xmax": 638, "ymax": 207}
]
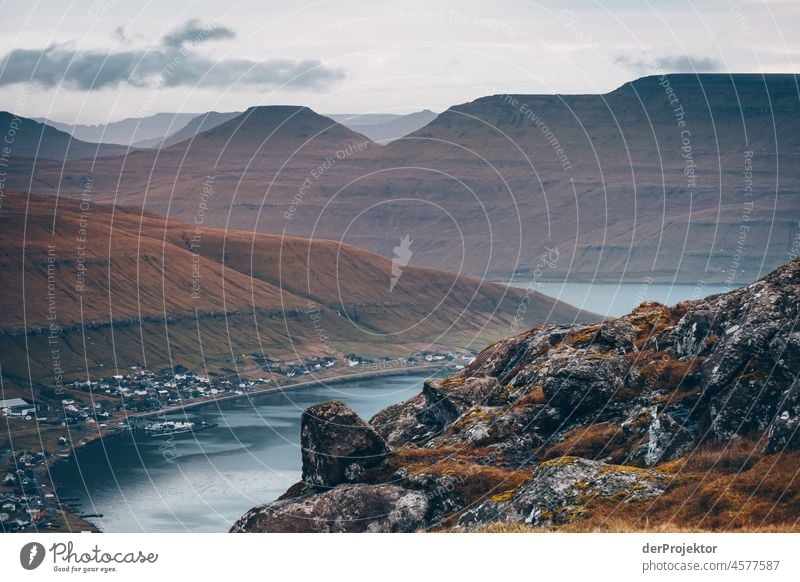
[{"xmin": 3, "ymin": 73, "xmax": 799, "ymax": 284}]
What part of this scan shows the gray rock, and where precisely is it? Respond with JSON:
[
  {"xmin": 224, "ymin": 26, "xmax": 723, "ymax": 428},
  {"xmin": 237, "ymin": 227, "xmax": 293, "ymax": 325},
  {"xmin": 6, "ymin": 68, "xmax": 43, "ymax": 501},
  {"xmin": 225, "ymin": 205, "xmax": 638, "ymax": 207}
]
[
  {"xmin": 457, "ymin": 457, "xmax": 668, "ymax": 529},
  {"xmin": 301, "ymin": 400, "xmax": 390, "ymax": 488},
  {"xmin": 231, "ymin": 483, "xmax": 429, "ymax": 533},
  {"xmin": 542, "ymin": 352, "xmax": 629, "ymax": 415},
  {"xmin": 765, "ymin": 380, "xmax": 800, "ymax": 454}
]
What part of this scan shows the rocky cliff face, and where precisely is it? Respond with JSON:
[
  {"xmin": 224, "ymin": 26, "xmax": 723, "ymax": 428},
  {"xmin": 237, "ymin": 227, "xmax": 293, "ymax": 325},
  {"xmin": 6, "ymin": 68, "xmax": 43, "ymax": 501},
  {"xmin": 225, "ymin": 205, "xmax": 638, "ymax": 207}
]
[{"xmin": 232, "ymin": 259, "xmax": 800, "ymax": 533}]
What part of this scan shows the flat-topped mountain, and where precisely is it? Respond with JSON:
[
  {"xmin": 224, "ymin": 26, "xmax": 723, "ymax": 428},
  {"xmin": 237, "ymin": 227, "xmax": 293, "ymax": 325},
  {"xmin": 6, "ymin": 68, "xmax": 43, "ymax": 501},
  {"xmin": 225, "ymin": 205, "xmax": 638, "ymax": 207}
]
[
  {"xmin": 394, "ymin": 74, "xmax": 800, "ymax": 158},
  {"xmin": 233, "ymin": 257, "xmax": 800, "ymax": 533}
]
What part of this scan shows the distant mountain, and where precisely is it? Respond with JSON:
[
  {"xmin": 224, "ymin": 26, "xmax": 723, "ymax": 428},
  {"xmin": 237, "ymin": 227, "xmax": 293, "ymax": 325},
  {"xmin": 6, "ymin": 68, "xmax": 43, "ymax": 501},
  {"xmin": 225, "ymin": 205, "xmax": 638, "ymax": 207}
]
[
  {"xmin": 37, "ymin": 112, "xmax": 198, "ymax": 146},
  {"xmin": 190, "ymin": 105, "xmax": 372, "ymax": 149},
  {"xmin": 7, "ymin": 75, "xmax": 800, "ymax": 284},
  {"xmin": 373, "ymin": 73, "xmax": 800, "ymax": 281},
  {"xmin": 0, "ymin": 111, "xmax": 130, "ymax": 160},
  {"xmin": 0, "ymin": 190, "xmax": 595, "ymax": 389},
  {"xmin": 157, "ymin": 111, "xmax": 241, "ymax": 148},
  {"xmin": 329, "ymin": 110, "xmax": 438, "ymax": 143}
]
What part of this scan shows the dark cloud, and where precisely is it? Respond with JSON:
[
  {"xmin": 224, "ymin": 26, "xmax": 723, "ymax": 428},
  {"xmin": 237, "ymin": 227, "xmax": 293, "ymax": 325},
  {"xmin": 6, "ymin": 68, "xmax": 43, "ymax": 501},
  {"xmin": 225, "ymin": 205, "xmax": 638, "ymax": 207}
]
[
  {"xmin": 615, "ymin": 54, "xmax": 722, "ymax": 74},
  {"xmin": 0, "ymin": 20, "xmax": 344, "ymax": 91}
]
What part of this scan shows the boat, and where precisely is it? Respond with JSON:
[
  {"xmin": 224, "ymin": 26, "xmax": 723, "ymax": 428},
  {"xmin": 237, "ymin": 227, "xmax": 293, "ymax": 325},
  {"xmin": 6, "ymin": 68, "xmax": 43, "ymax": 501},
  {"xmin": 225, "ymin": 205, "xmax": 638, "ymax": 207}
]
[{"xmin": 135, "ymin": 420, "xmax": 217, "ymax": 437}]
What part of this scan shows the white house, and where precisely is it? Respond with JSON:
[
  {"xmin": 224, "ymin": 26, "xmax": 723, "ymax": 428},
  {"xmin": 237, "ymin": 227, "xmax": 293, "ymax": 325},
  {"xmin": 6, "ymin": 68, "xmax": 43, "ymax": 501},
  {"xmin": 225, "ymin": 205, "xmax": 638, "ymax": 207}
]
[{"xmin": 0, "ymin": 398, "xmax": 31, "ymax": 415}]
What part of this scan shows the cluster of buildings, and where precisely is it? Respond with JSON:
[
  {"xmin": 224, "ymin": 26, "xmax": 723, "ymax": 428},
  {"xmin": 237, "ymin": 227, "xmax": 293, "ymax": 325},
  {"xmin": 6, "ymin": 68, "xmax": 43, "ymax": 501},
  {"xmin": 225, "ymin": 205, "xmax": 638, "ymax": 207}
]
[
  {"xmin": 0, "ymin": 451, "xmax": 54, "ymax": 532},
  {"xmin": 254, "ymin": 350, "xmax": 473, "ymax": 377},
  {"xmin": 253, "ymin": 353, "xmax": 343, "ymax": 377},
  {"xmin": 64, "ymin": 367, "xmax": 273, "ymax": 415}
]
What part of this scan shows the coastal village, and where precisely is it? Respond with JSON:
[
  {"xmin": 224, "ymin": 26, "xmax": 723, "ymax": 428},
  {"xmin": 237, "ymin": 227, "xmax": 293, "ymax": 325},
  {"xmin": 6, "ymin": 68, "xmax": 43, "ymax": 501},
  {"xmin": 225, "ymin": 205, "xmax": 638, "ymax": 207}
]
[{"xmin": 0, "ymin": 349, "xmax": 473, "ymax": 532}]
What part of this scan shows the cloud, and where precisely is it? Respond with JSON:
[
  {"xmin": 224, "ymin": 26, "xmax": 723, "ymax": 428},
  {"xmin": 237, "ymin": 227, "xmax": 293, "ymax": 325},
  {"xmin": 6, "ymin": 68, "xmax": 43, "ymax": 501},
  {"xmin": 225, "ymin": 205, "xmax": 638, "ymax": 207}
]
[
  {"xmin": 161, "ymin": 18, "xmax": 235, "ymax": 48},
  {"xmin": 615, "ymin": 54, "xmax": 722, "ymax": 74},
  {"xmin": 0, "ymin": 20, "xmax": 344, "ymax": 91}
]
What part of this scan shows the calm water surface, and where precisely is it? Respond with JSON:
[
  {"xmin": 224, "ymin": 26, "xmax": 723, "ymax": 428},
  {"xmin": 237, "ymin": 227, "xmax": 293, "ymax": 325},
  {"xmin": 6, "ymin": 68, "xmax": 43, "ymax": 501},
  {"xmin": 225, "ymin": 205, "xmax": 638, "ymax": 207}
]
[
  {"xmin": 52, "ymin": 373, "xmax": 433, "ymax": 532},
  {"xmin": 508, "ymin": 281, "xmax": 734, "ymax": 317}
]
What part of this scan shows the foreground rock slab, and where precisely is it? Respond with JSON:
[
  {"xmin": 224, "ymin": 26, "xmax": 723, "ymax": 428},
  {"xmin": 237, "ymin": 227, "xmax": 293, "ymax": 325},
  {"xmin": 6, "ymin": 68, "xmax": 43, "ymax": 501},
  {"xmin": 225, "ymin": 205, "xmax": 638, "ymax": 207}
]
[{"xmin": 230, "ymin": 483, "xmax": 428, "ymax": 533}]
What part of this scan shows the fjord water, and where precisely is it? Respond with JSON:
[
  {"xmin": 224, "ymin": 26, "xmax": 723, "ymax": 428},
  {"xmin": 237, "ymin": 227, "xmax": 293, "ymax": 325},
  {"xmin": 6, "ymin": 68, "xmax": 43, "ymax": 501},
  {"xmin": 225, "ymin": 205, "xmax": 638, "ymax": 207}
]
[
  {"xmin": 52, "ymin": 373, "xmax": 432, "ymax": 533},
  {"xmin": 509, "ymin": 281, "xmax": 733, "ymax": 317}
]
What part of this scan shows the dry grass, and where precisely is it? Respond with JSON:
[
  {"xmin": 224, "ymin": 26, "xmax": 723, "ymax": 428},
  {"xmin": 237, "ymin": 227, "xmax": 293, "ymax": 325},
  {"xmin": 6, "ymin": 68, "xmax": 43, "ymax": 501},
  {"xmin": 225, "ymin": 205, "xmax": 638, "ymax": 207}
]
[
  {"xmin": 569, "ymin": 450, "xmax": 800, "ymax": 532},
  {"xmin": 660, "ymin": 439, "xmax": 763, "ymax": 473},
  {"xmin": 472, "ymin": 519, "xmax": 800, "ymax": 533},
  {"xmin": 402, "ymin": 456, "xmax": 530, "ymax": 507},
  {"xmin": 513, "ymin": 385, "xmax": 546, "ymax": 407},
  {"xmin": 395, "ymin": 445, "xmax": 490, "ymax": 464},
  {"xmin": 542, "ymin": 422, "xmax": 630, "ymax": 462},
  {"xmin": 632, "ymin": 351, "xmax": 703, "ymax": 387},
  {"xmin": 429, "ymin": 445, "xmax": 800, "ymax": 532}
]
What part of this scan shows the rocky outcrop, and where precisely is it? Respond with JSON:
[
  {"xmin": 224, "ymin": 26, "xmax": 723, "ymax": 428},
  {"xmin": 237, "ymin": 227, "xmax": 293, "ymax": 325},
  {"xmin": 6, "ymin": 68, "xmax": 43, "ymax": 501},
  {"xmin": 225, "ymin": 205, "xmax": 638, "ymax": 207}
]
[
  {"xmin": 301, "ymin": 400, "xmax": 391, "ymax": 487},
  {"xmin": 457, "ymin": 457, "xmax": 668, "ymax": 529},
  {"xmin": 231, "ymin": 484, "xmax": 428, "ymax": 533},
  {"xmin": 234, "ymin": 259, "xmax": 800, "ymax": 532}
]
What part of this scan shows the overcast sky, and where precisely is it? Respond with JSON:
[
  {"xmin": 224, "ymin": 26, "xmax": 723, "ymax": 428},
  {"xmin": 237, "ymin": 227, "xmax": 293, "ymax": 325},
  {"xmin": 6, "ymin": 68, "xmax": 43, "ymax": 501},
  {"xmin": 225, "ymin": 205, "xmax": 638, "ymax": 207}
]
[{"xmin": 0, "ymin": 0, "xmax": 797, "ymax": 123}]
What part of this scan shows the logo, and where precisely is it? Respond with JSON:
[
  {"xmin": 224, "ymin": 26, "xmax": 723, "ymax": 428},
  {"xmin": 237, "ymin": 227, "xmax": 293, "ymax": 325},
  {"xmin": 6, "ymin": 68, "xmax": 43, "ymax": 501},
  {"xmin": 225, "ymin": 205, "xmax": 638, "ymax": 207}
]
[
  {"xmin": 390, "ymin": 234, "xmax": 413, "ymax": 292},
  {"xmin": 20, "ymin": 542, "xmax": 46, "ymax": 570}
]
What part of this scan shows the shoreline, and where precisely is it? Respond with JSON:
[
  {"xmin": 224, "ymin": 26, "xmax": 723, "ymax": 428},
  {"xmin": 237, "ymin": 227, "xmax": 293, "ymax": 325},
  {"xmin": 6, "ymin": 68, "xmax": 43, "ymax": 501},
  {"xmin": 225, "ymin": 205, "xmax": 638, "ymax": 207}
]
[
  {"xmin": 130, "ymin": 361, "xmax": 451, "ymax": 420},
  {"xmin": 45, "ymin": 362, "xmax": 451, "ymax": 531}
]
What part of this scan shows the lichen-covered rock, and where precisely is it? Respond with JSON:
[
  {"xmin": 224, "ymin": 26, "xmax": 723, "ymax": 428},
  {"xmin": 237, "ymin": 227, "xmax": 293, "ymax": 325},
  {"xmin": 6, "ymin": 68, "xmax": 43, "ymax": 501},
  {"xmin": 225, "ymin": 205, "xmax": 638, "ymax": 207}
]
[
  {"xmin": 301, "ymin": 400, "xmax": 390, "ymax": 487},
  {"xmin": 622, "ymin": 406, "xmax": 696, "ymax": 466},
  {"xmin": 370, "ymin": 393, "xmax": 432, "ymax": 446},
  {"xmin": 392, "ymin": 468, "xmax": 468, "ymax": 524},
  {"xmin": 541, "ymin": 351, "xmax": 629, "ymax": 415},
  {"xmin": 457, "ymin": 457, "xmax": 668, "ymax": 529},
  {"xmin": 230, "ymin": 483, "xmax": 428, "ymax": 533},
  {"xmin": 429, "ymin": 403, "xmax": 556, "ymax": 455},
  {"xmin": 765, "ymin": 380, "xmax": 800, "ymax": 454}
]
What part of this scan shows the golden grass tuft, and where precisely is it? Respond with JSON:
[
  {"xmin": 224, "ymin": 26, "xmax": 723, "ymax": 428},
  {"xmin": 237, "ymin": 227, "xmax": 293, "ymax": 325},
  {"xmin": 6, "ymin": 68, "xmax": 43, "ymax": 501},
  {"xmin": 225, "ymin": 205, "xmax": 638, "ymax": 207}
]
[
  {"xmin": 542, "ymin": 423, "xmax": 631, "ymax": 463},
  {"xmin": 513, "ymin": 385, "xmax": 546, "ymax": 407}
]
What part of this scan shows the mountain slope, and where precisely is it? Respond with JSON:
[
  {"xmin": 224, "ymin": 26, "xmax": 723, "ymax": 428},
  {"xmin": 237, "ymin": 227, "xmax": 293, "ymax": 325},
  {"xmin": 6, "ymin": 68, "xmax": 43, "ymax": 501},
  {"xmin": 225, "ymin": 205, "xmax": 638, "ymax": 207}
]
[
  {"xmin": 0, "ymin": 190, "xmax": 595, "ymax": 389},
  {"xmin": 1, "ymin": 112, "xmax": 131, "ymax": 160},
  {"xmin": 38, "ymin": 112, "xmax": 199, "ymax": 146},
  {"xmin": 157, "ymin": 111, "xmax": 241, "ymax": 148},
  {"xmin": 329, "ymin": 109, "xmax": 438, "ymax": 143},
  {"xmin": 233, "ymin": 257, "xmax": 800, "ymax": 533}
]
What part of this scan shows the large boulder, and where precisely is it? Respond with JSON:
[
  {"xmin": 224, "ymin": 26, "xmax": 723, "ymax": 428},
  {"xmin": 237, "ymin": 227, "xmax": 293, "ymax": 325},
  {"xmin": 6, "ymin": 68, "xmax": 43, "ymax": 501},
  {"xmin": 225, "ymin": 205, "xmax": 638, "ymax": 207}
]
[
  {"xmin": 301, "ymin": 401, "xmax": 390, "ymax": 488},
  {"xmin": 230, "ymin": 483, "xmax": 429, "ymax": 533}
]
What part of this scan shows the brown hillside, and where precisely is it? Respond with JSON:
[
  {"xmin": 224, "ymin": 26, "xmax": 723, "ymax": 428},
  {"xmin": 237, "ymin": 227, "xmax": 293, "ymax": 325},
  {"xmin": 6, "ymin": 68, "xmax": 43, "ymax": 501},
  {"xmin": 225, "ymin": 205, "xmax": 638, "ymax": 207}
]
[{"xmin": 0, "ymin": 191, "xmax": 595, "ymax": 388}]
